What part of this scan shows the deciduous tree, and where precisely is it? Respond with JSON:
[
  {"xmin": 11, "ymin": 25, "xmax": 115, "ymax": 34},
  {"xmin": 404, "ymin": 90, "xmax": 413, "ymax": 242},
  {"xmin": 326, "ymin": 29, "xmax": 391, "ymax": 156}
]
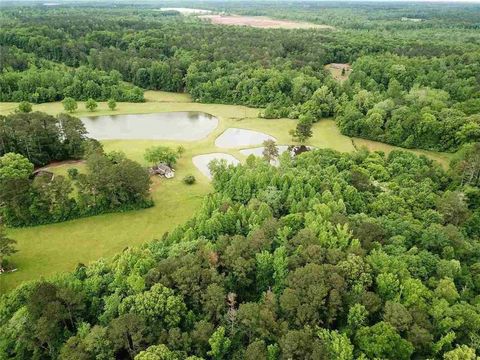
[{"xmin": 62, "ymin": 97, "xmax": 78, "ymax": 113}]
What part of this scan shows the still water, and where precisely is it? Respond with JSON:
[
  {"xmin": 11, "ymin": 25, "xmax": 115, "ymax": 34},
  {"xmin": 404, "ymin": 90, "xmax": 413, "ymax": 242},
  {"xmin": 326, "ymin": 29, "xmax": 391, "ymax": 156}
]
[
  {"xmin": 81, "ymin": 112, "xmax": 218, "ymax": 141},
  {"xmin": 215, "ymin": 128, "xmax": 276, "ymax": 149}
]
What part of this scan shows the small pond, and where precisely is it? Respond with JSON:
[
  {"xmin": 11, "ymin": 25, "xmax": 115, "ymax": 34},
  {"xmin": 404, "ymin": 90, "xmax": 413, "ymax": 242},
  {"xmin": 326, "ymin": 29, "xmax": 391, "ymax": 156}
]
[
  {"xmin": 192, "ymin": 153, "xmax": 240, "ymax": 179},
  {"xmin": 215, "ymin": 128, "xmax": 276, "ymax": 149},
  {"xmin": 80, "ymin": 112, "xmax": 218, "ymax": 141}
]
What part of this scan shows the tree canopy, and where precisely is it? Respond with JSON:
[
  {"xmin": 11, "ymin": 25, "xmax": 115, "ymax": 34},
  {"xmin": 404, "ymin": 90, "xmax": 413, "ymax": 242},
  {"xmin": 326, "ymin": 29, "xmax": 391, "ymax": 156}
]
[{"xmin": 1, "ymin": 147, "xmax": 480, "ymax": 358}]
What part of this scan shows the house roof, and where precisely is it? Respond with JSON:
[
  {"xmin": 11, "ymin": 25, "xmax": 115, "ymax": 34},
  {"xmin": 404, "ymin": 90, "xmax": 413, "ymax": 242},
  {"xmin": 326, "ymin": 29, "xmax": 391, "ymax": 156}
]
[
  {"xmin": 151, "ymin": 163, "xmax": 174, "ymax": 175},
  {"xmin": 155, "ymin": 163, "xmax": 172, "ymax": 171}
]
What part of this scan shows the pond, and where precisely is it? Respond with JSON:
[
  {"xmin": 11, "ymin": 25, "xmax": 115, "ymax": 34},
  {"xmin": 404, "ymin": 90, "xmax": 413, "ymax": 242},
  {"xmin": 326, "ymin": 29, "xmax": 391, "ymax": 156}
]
[
  {"xmin": 215, "ymin": 128, "xmax": 276, "ymax": 149},
  {"xmin": 192, "ymin": 153, "xmax": 240, "ymax": 179},
  {"xmin": 80, "ymin": 112, "xmax": 218, "ymax": 141}
]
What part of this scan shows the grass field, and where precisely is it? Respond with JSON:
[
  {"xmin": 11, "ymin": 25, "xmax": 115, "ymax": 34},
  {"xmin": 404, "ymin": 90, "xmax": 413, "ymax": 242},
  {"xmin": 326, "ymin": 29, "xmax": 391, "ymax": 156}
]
[{"xmin": 0, "ymin": 91, "xmax": 452, "ymax": 293}]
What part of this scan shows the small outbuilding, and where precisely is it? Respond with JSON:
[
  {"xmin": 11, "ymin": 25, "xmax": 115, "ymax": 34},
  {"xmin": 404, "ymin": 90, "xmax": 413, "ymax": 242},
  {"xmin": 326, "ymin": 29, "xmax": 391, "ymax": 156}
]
[
  {"xmin": 150, "ymin": 163, "xmax": 175, "ymax": 178},
  {"xmin": 288, "ymin": 145, "xmax": 313, "ymax": 157}
]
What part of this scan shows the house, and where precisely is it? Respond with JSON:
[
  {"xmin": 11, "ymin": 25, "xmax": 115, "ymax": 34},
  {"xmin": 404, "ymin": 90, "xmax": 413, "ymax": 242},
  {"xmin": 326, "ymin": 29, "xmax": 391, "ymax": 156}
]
[{"xmin": 150, "ymin": 163, "xmax": 175, "ymax": 178}]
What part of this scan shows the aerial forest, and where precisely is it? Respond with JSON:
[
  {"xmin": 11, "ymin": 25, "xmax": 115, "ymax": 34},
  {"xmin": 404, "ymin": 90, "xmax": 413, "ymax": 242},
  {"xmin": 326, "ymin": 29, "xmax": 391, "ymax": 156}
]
[
  {"xmin": 1, "ymin": 1, "xmax": 480, "ymax": 360},
  {"xmin": 2, "ymin": 147, "xmax": 480, "ymax": 359}
]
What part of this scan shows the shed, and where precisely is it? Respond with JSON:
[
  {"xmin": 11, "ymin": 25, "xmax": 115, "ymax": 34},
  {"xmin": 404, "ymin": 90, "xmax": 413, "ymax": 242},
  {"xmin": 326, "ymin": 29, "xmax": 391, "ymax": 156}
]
[{"xmin": 288, "ymin": 145, "xmax": 312, "ymax": 157}]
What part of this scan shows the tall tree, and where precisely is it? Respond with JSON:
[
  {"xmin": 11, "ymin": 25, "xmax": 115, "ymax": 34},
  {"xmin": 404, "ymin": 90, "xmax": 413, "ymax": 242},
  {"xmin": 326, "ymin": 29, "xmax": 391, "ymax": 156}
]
[
  {"xmin": 290, "ymin": 114, "xmax": 313, "ymax": 143},
  {"xmin": 262, "ymin": 139, "xmax": 279, "ymax": 164},
  {"xmin": 85, "ymin": 98, "xmax": 98, "ymax": 112}
]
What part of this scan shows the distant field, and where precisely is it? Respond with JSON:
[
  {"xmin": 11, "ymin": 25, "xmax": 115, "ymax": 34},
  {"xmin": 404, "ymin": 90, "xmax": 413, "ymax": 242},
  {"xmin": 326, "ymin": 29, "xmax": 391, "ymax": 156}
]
[
  {"xmin": 0, "ymin": 91, "xmax": 452, "ymax": 292},
  {"xmin": 156, "ymin": 7, "xmax": 212, "ymax": 15},
  {"xmin": 199, "ymin": 15, "xmax": 333, "ymax": 30}
]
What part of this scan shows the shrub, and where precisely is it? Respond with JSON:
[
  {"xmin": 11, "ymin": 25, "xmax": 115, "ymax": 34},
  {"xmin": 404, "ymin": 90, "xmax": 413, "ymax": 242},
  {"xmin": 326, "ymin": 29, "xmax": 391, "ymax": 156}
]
[
  {"xmin": 67, "ymin": 168, "xmax": 79, "ymax": 180},
  {"xmin": 18, "ymin": 101, "xmax": 32, "ymax": 113},
  {"xmin": 108, "ymin": 98, "xmax": 117, "ymax": 110},
  {"xmin": 183, "ymin": 175, "xmax": 196, "ymax": 185}
]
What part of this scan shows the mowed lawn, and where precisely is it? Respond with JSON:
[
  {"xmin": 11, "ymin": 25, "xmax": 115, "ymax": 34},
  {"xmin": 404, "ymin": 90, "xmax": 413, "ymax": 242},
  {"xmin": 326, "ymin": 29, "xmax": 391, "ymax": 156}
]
[{"xmin": 0, "ymin": 91, "xmax": 453, "ymax": 293}]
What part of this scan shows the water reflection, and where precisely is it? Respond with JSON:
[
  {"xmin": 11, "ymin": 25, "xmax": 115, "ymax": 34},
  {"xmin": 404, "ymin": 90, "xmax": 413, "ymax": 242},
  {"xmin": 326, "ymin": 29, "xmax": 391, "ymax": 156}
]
[
  {"xmin": 215, "ymin": 128, "xmax": 276, "ymax": 149},
  {"xmin": 81, "ymin": 112, "xmax": 218, "ymax": 141}
]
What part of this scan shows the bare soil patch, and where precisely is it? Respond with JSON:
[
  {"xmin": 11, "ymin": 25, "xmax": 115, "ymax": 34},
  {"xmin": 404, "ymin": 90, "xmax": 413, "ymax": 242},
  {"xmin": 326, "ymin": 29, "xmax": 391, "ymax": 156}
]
[
  {"xmin": 325, "ymin": 63, "xmax": 352, "ymax": 82},
  {"xmin": 199, "ymin": 15, "xmax": 333, "ymax": 30}
]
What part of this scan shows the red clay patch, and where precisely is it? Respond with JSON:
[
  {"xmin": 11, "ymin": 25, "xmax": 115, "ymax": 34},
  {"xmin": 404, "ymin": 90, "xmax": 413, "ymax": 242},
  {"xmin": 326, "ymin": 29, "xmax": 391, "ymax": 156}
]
[{"xmin": 199, "ymin": 15, "xmax": 333, "ymax": 30}]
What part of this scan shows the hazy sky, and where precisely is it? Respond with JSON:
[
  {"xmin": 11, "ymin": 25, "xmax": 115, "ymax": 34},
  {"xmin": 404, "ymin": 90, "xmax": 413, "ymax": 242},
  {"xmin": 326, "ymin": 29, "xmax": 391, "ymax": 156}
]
[
  {"xmin": 6, "ymin": 0, "xmax": 480, "ymax": 2},
  {"xmin": 4, "ymin": 0, "xmax": 480, "ymax": 4}
]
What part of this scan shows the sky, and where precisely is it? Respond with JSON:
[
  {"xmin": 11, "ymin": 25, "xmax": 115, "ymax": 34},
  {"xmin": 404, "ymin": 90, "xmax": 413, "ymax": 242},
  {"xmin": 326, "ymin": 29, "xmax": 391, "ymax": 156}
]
[{"xmin": 3, "ymin": 0, "xmax": 480, "ymax": 4}]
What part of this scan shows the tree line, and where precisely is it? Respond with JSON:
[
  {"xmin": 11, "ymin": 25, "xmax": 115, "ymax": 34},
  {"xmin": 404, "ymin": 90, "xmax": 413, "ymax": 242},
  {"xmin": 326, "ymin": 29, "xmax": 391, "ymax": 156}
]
[
  {"xmin": 0, "ymin": 63, "xmax": 144, "ymax": 103},
  {"xmin": 0, "ymin": 111, "xmax": 87, "ymax": 166}
]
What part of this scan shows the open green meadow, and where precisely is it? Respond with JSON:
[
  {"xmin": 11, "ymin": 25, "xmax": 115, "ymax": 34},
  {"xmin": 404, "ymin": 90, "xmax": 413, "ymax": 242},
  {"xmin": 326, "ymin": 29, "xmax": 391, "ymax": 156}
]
[{"xmin": 0, "ymin": 91, "xmax": 452, "ymax": 292}]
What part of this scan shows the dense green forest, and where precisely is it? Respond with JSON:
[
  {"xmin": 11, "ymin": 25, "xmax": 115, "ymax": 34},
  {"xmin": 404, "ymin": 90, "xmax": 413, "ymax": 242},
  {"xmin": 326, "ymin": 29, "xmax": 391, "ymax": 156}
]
[
  {"xmin": 2, "ymin": 147, "xmax": 480, "ymax": 359},
  {"xmin": 1, "ymin": 2, "xmax": 479, "ymax": 151}
]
